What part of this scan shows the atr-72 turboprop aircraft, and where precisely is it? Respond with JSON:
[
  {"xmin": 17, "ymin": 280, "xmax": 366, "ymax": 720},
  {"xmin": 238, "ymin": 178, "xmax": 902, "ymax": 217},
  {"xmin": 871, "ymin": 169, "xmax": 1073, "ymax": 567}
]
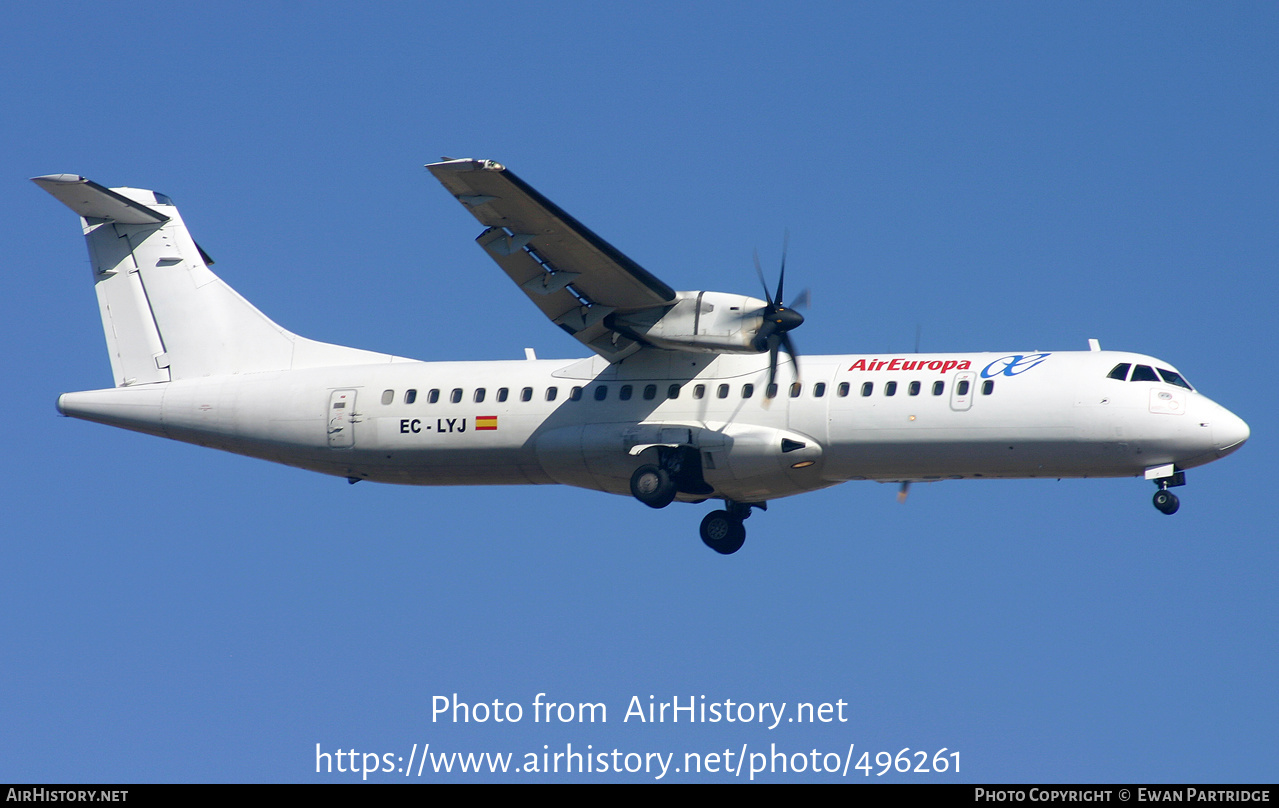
[{"xmin": 35, "ymin": 160, "xmax": 1249, "ymax": 554}]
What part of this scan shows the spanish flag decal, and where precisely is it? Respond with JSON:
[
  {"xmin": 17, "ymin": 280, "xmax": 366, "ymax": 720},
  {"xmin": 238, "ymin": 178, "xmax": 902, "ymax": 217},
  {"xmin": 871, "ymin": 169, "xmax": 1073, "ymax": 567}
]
[{"xmin": 476, "ymin": 415, "xmax": 498, "ymax": 431}]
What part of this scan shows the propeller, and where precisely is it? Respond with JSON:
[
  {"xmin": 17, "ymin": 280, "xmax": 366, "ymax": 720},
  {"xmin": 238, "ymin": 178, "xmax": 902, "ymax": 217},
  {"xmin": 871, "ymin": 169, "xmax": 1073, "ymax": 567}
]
[{"xmin": 752, "ymin": 232, "xmax": 807, "ymax": 393}]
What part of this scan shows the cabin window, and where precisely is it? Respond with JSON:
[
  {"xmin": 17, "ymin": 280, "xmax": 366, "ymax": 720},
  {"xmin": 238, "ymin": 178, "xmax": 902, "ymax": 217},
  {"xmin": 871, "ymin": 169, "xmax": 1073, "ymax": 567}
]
[
  {"xmin": 766, "ymin": 383, "xmax": 779, "ymax": 399},
  {"xmin": 932, "ymin": 381, "xmax": 944, "ymax": 396},
  {"xmin": 813, "ymin": 382, "xmax": 826, "ymax": 398},
  {"xmin": 474, "ymin": 388, "xmax": 486, "ymax": 403},
  {"xmin": 450, "ymin": 388, "xmax": 463, "ymax": 404},
  {"xmin": 594, "ymin": 385, "xmax": 608, "ymax": 401},
  {"xmin": 667, "ymin": 384, "xmax": 680, "ymax": 399},
  {"xmin": 861, "ymin": 382, "xmax": 873, "ymax": 397},
  {"xmin": 381, "ymin": 389, "xmax": 394, "ymax": 405},
  {"xmin": 884, "ymin": 381, "xmax": 897, "ymax": 397},
  {"xmin": 1131, "ymin": 365, "xmax": 1159, "ymax": 382},
  {"xmin": 428, "ymin": 389, "xmax": 440, "ymax": 404},
  {"xmin": 570, "ymin": 386, "xmax": 583, "ymax": 401},
  {"xmin": 1107, "ymin": 363, "xmax": 1131, "ymax": 381},
  {"xmin": 693, "ymin": 384, "xmax": 706, "ymax": 400},
  {"xmin": 643, "ymin": 384, "xmax": 657, "ymax": 400},
  {"xmin": 838, "ymin": 382, "xmax": 850, "ymax": 397},
  {"xmin": 497, "ymin": 388, "xmax": 509, "ymax": 402},
  {"xmin": 982, "ymin": 380, "xmax": 994, "ymax": 395},
  {"xmin": 1157, "ymin": 368, "xmax": 1193, "ymax": 390},
  {"xmin": 521, "ymin": 387, "xmax": 533, "ymax": 402},
  {"xmin": 742, "ymin": 383, "xmax": 754, "ymax": 399},
  {"xmin": 619, "ymin": 384, "xmax": 633, "ymax": 401},
  {"xmin": 717, "ymin": 384, "xmax": 730, "ymax": 399},
  {"xmin": 546, "ymin": 387, "xmax": 558, "ymax": 401},
  {"xmin": 789, "ymin": 382, "xmax": 802, "ymax": 398},
  {"xmin": 957, "ymin": 380, "xmax": 970, "ymax": 395},
  {"xmin": 908, "ymin": 381, "xmax": 921, "ymax": 396},
  {"xmin": 404, "ymin": 389, "xmax": 417, "ymax": 404}
]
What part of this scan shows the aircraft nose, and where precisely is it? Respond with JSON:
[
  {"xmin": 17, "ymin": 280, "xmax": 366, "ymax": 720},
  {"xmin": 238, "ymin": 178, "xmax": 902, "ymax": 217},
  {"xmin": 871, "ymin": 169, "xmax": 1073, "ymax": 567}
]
[{"xmin": 1214, "ymin": 407, "xmax": 1250, "ymax": 457}]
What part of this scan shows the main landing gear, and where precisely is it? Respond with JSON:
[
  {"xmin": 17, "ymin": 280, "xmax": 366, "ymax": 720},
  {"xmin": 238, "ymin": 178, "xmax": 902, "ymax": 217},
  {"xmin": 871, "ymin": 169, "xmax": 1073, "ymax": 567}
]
[
  {"xmin": 1151, "ymin": 470, "xmax": 1186, "ymax": 515},
  {"xmin": 629, "ymin": 447, "xmax": 713, "ymax": 510},
  {"xmin": 630, "ymin": 464, "xmax": 677, "ymax": 509}
]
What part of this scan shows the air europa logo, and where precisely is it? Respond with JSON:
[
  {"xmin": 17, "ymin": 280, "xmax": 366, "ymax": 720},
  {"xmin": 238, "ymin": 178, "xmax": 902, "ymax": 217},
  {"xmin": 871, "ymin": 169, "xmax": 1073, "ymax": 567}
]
[
  {"xmin": 980, "ymin": 353, "xmax": 1051, "ymax": 378},
  {"xmin": 848, "ymin": 358, "xmax": 972, "ymax": 373}
]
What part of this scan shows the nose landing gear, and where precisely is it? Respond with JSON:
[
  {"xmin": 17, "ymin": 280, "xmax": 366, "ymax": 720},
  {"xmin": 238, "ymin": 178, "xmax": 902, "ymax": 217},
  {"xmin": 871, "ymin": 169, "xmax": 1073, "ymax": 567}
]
[
  {"xmin": 698, "ymin": 500, "xmax": 763, "ymax": 555},
  {"xmin": 1150, "ymin": 469, "xmax": 1186, "ymax": 515},
  {"xmin": 699, "ymin": 510, "xmax": 745, "ymax": 555},
  {"xmin": 1153, "ymin": 488, "xmax": 1180, "ymax": 515}
]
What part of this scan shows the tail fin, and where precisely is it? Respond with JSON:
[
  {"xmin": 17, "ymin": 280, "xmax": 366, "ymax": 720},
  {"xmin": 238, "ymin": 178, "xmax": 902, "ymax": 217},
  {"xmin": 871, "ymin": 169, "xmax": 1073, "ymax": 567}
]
[{"xmin": 34, "ymin": 175, "xmax": 395, "ymax": 386}]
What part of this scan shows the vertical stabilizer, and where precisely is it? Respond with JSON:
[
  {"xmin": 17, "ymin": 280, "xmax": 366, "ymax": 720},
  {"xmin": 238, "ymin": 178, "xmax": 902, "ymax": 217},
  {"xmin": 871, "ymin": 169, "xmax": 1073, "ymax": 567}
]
[{"xmin": 34, "ymin": 175, "xmax": 396, "ymax": 386}]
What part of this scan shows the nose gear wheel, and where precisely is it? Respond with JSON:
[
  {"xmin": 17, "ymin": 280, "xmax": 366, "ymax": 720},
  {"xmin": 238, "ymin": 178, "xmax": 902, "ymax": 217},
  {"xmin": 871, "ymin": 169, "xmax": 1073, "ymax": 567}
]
[{"xmin": 700, "ymin": 510, "xmax": 746, "ymax": 555}]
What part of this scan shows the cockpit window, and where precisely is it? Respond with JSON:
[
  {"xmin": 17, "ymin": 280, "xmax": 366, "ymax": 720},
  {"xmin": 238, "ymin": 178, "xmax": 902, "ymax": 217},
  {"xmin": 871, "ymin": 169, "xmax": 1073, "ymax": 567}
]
[
  {"xmin": 1157, "ymin": 368, "xmax": 1193, "ymax": 391},
  {"xmin": 1130, "ymin": 365, "xmax": 1159, "ymax": 382},
  {"xmin": 1107, "ymin": 363, "xmax": 1131, "ymax": 381}
]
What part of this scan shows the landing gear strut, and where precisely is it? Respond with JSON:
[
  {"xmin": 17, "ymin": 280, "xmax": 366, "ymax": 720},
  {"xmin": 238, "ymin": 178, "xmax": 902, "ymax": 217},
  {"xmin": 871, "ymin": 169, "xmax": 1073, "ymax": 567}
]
[
  {"xmin": 1151, "ymin": 470, "xmax": 1186, "ymax": 515},
  {"xmin": 698, "ymin": 501, "xmax": 762, "ymax": 555}
]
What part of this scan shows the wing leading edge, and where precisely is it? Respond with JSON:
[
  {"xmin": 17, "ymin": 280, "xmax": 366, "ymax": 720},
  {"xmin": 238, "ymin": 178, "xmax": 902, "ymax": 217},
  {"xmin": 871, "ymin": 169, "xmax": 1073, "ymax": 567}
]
[{"xmin": 427, "ymin": 158, "xmax": 677, "ymax": 362}]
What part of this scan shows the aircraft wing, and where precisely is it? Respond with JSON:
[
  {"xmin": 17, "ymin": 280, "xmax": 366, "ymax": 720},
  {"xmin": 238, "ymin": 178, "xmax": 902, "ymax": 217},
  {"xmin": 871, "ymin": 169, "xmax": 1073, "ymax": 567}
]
[{"xmin": 427, "ymin": 159, "xmax": 676, "ymax": 362}]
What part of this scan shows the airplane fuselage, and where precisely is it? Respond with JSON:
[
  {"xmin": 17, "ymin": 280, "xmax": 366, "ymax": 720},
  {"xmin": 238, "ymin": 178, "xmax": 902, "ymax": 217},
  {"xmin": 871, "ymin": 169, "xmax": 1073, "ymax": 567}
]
[{"xmin": 58, "ymin": 348, "xmax": 1249, "ymax": 504}]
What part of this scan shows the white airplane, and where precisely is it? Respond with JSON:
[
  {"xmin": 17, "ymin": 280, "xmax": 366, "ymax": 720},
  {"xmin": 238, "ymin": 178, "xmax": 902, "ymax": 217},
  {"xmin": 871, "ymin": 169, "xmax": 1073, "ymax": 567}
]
[{"xmin": 34, "ymin": 160, "xmax": 1249, "ymax": 554}]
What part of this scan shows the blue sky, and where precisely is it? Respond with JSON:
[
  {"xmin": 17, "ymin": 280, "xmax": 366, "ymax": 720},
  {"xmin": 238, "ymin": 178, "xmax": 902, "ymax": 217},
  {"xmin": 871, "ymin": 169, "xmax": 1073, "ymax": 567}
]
[{"xmin": 3, "ymin": 1, "xmax": 1275, "ymax": 783}]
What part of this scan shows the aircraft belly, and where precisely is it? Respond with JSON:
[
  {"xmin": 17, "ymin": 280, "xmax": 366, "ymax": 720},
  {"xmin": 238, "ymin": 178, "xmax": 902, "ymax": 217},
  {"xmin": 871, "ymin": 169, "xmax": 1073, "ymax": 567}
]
[
  {"xmin": 1073, "ymin": 388, "xmax": 1223, "ymax": 473},
  {"xmin": 822, "ymin": 426, "xmax": 1145, "ymax": 481},
  {"xmin": 63, "ymin": 375, "xmax": 544, "ymax": 486},
  {"xmin": 533, "ymin": 424, "xmax": 622, "ymax": 492},
  {"xmin": 358, "ymin": 414, "xmax": 548, "ymax": 485},
  {"xmin": 532, "ymin": 420, "xmax": 833, "ymax": 501}
]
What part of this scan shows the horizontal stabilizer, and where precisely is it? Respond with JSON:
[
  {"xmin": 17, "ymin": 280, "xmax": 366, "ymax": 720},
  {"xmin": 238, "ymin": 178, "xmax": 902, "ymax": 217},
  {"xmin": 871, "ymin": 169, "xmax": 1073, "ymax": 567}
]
[{"xmin": 31, "ymin": 175, "xmax": 169, "ymax": 225}]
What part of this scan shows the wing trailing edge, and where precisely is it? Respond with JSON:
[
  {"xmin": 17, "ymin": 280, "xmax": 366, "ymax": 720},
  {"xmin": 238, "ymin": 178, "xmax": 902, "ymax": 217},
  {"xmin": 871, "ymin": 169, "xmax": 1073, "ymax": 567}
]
[{"xmin": 427, "ymin": 158, "xmax": 678, "ymax": 362}]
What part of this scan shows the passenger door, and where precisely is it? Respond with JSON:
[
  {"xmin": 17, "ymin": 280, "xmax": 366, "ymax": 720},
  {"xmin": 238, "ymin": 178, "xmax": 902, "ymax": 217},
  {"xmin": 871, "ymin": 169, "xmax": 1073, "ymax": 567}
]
[
  {"xmin": 327, "ymin": 389, "xmax": 358, "ymax": 448},
  {"xmin": 950, "ymin": 372, "xmax": 975, "ymax": 412}
]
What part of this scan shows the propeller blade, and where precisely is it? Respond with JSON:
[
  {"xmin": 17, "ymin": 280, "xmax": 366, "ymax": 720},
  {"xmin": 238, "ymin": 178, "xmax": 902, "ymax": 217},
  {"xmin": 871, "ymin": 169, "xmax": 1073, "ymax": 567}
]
[
  {"xmin": 780, "ymin": 332, "xmax": 800, "ymax": 382},
  {"xmin": 753, "ymin": 249, "xmax": 775, "ymax": 308},
  {"xmin": 897, "ymin": 481, "xmax": 911, "ymax": 503},
  {"xmin": 752, "ymin": 318, "xmax": 777, "ymax": 353},
  {"xmin": 775, "ymin": 230, "xmax": 789, "ymax": 305},
  {"xmin": 789, "ymin": 287, "xmax": 810, "ymax": 310},
  {"xmin": 767, "ymin": 335, "xmax": 780, "ymax": 391}
]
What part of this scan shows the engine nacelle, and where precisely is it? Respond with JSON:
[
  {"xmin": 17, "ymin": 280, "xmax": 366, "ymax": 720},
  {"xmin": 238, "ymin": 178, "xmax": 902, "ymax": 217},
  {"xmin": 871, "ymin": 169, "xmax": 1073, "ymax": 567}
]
[{"xmin": 607, "ymin": 291, "xmax": 768, "ymax": 354}]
